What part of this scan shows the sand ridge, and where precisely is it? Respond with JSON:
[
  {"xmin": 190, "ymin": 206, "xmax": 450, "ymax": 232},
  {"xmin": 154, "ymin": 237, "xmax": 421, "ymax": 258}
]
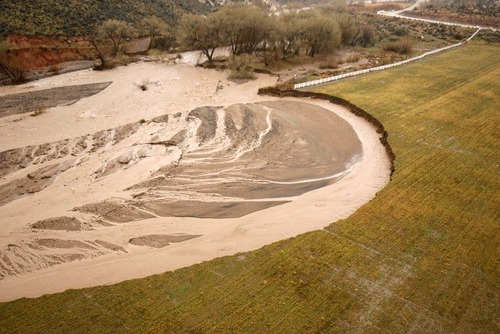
[{"xmin": 0, "ymin": 59, "xmax": 391, "ymax": 301}]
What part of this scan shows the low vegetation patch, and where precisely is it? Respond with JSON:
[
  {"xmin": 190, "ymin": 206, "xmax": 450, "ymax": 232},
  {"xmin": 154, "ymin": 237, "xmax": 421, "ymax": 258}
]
[
  {"xmin": 30, "ymin": 107, "xmax": 46, "ymax": 117},
  {"xmin": 382, "ymin": 36, "xmax": 415, "ymax": 54},
  {"xmin": 228, "ymin": 55, "xmax": 256, "ymax": 81}
]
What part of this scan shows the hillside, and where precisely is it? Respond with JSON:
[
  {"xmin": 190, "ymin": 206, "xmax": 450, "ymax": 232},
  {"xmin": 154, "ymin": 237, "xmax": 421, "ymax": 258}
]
[
  {"xmin": 421, "ymin": 0, "xmax": 499, "ymax": 16},
  {"xmin": 409, "ymin": 0, "xmax": 500, "ymax": 28},
  {"xmin": 0, "ymin": 0, "xmax": 350, "ymax": 38},
  {"xmin": 0, "ymin": 0, "xmax": 219, "ymax": 38}
]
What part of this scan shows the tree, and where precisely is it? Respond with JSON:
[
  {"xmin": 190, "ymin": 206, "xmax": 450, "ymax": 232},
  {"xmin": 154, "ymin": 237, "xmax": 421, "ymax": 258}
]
[
  {"xmin": 0, "ymin": 41, "xmax": 27, "ymax": 84},
  {"xmin": 275, "ymin": 14, "xmax": 302, "ymax": 60},
  {"xmin": 178, "ymin": 13, "xmax": 224, "ymax": 63},
  {"xmin": 214, "ymin": 5, "xmax": 272, "ymax": 55},
  {"xmin": 333, "ymin": 13, "xmax": 358, "ymax": 45},
  {"xmin": 89, "ymin": 38, "xmax": 114, "ymax": 70},
  {"xmin": 298, "ymin": 14, "xmax": 342, "ymax": 57},
  {"xmin": 254, "ymin": 18, "xmax": 281, "ymax": 66},
  {"xmin": 141, "ymin": 16, "xmax": 170, "ymax": 50},
  {"xmin": 317, "ymin": 1, "xmax": 349, "ymax": 14},
  {"xmin": 97, "ymin": 19, "xmax": 133, "ymax": 55}
]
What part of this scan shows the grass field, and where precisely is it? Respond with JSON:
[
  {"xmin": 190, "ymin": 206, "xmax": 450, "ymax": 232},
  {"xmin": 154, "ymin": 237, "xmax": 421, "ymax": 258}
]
[{"xmin": 0, "ymin": 43, "xmax": 498, "ymax": 333}]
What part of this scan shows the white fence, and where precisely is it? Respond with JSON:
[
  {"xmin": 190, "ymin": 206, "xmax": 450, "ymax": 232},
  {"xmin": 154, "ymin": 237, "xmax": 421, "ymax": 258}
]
[{"xmin": 294, "ymin": 28, "xmax": 482, "ymax": 89}]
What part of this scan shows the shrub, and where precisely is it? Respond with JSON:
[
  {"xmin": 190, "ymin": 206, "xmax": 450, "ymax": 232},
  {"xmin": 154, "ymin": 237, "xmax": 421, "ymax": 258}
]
[
  {"xmin": 228, "ymin": 55, "xmax": 255, "ymax": 80},
  {"xmin": 135, "ymin": 79, "xmax": 150, "ymax": 91},
  {"xmin": 319, "ymin": 56, "xmax": 338, "ymax": 69},
  {"xmin": 48, "ymin": 65, "xmax": 61, "ymax": 74},
  {"xmin": 31, "ymin": 107, "xmax": 46, "ymax": 117},
  {"xmin": 0, "ymin": 41, "xmax": 28, "ymax": 84},
  {"xmin": 345, "ymin": 53, "xmax": 361, "ymax": 63},
  {"xmin": 394, "ymin": 28, "xmax": 408, "ymax": 36},
  {"xmin": 383, "ymin": 36, "xmax": 414, "ymax": 54},
  {"xmin": 398, "ymin": 36, "xmax": 414, "ymax": 54},
  {"xmin": 382, "ymin": 41, "xmax": 400, "ymax": 52}
]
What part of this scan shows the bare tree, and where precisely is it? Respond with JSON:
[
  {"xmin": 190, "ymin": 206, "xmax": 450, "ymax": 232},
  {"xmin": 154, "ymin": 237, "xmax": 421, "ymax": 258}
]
[{"xmin": 141, "ymin": 16, "xmax": 170, "ymax": 50}]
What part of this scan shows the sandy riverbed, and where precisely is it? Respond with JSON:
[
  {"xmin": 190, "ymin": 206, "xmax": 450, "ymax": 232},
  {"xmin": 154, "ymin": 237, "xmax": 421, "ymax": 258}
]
[{"xmin": 0, "ymin": 60, "xmax": 390, "ymax": 301}]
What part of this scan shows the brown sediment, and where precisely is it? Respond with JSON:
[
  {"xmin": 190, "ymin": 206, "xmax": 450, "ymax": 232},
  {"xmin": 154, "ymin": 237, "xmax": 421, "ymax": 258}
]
[
  {"xmin": 0, "ymin": 82, "xmax": 112, "ymax": 118},
  {"xmin": 129, "ymin": 234, "xmax": 202, "ymax": 248},
  {"xmin": 75, "ymin": 200, "xmax": 156, "ymax": 223},
  {"xmin": 36, "ymin": 239, "xmax": 96, "ymax": 250},
  {"xmin": 188, "ymin": 106, "xmax": 221, "ymax": 143},
  {"xmin": 94, "ymin": 240, "xmax": 126, "ymax": 252},
  {"xmin": 0, "ymin": 161, "xmax": 74, "ymax": 206},
  {"xmin": 257, "ymin": 87, "xmax": 396, "ymax": 177},
  {"xmin": 141, "ymin": 200, "xmax": 290, "ymax": 219},
  {"xmin": 31, "ymin": 217, "xmax": 82, "ymax": 231},
  {"xmin": 0, "ymin": 99, "xmax": 366, "ymax": 285}
]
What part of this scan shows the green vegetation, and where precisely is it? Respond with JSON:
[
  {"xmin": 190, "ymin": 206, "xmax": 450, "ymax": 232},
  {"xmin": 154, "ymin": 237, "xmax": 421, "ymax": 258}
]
[
  {"xmin": 0, "ymin": 0, "xmax": 350, "ymax": 38},
  {"xmin": 409, "ymin": 0, "xmax": 499, "ymax": 29},
  {"xmin": 423, "ymin": 0, "xmax": 499, "ymax": 17},
  {"xmin": 355, "ymin": 10, "xmax": 475, "ymax": 46},
  {"xmin": 97, "ymin": 20, "xmax": 133, "ymax": 55},
  {"xmin": 228, "ymin": 54, "xmax": 256, "ymax": 80},
  {"xmin": 140, "ymin": 16, "xmax": 170, "ymax": 50},
  {"xmin": 0, "ymin": 43, "xmax": 498, "ymax": 333},
  {"xmin": 0, "ymin": 0, "xmax": 214, "ymax": 38},
  {"xmin": 178, "ymin": 4, "xmax": 349, "ymax": 63}
]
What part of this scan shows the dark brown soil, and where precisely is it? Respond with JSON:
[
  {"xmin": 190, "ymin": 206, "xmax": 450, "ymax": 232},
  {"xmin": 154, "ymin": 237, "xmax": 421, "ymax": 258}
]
[
  {"xmin": 0, "ymin": 82, "xmax": 112, "ymax": 118},
  {"xmin": 31, "ymin": 217, "xmax": 82, "ymax": 231},
  {"xmin": 129, "ymin": 234, "xmax": 202, "ymax": 248},
  {"xmin": 36, "ymin": 239, "xmax": 96, "ymax": 250},
  {"xmin": 141, "ymin": 200, "xmax": 290, "ymax": 219}
]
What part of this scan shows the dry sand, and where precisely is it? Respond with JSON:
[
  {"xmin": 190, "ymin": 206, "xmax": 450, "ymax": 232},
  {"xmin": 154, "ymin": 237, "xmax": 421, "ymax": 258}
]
[{"xmin": 0, "ymin": 59, "xmax": 391, "ymax": 301}]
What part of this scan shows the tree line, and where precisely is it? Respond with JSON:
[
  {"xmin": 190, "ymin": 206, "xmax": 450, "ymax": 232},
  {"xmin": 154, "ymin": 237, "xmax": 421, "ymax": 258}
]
[
  {"xmin": 177, "ymin": 4, "xmax": 360, "ymax": 64},
  {"xmin": 93, "ymin": 4, "xmax": 364, "ymax": 64},
  {"xmin": 1, "ymin": 3, "xmax": 369, "ymax": 82}
]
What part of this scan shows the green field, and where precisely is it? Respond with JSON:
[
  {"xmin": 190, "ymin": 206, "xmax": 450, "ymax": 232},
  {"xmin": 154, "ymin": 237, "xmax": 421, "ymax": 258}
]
[{"xmin": 0, "ymin": 43, "xmax": 498, "ymax": 333}]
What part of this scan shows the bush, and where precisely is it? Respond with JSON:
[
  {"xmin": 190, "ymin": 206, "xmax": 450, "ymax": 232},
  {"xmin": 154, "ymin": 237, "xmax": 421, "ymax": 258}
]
[
  {"xmin": 345, "ymin": 53, "xmax": 361, "ymax": 63},
  {"xmin": 135, "ymin": 79, "xmax": 150, "ymax": 91},
  {"xmin": 48, "ymin": 65, "xmax": 61, "ymax": 74},
  {"xmin": 30, "ymin": 107, "xmax": 46, "ymax": 117},
  {"xmin": 0, "ymin": 41, "xmax": 28, "ymax": 84},
  {"xmin": 319, "ymin": 56, "xmax": 338, "ymax": 69},
  {"xmin": 394, "ymin": 28, "xmax": 408, "ymax": 36},
  {"xmin": 383, "ymin": 36, "xmax": 414, "ymax": 54},
  {"xmin": 228, "ymin": 55, "xmax": 255, "ymax": 80},
  {"xmin": 382, "ymin": 41, "xmax": 400, "ymax": 53},
  {"xmin": 398, "ymin": 36, "xmax": 414, "ymax": 54}
]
